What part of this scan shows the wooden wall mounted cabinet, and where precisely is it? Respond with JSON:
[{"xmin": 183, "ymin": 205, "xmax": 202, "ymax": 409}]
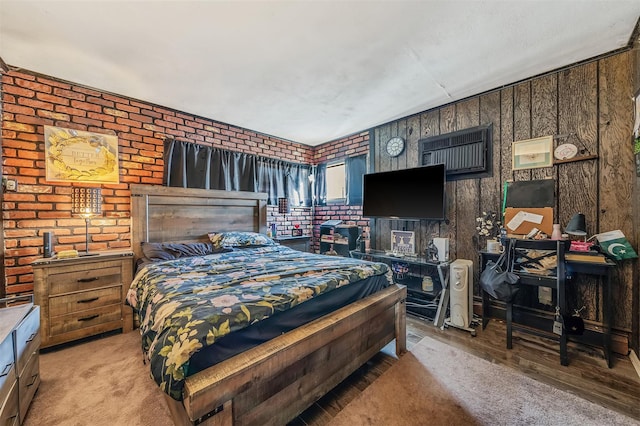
[
  {"xmin": 32, "ymin": 251, "xmax": 134, "ymax": 348},
  {"xmin": 0, "ymin": 298, "xmax": 40, "ymax": 424}
]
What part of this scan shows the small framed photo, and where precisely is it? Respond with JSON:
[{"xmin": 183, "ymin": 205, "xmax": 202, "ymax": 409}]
[
  {"xmin": 512, "ymin": 136, "xmax": 553, "ymax": 170},
  {"xmin": 391, "ymin": 230, "xmax": 415, "ymax": 255},
  {"xmin": 291, "ymin": 228, "xmax": 303, "ymax": 236}
]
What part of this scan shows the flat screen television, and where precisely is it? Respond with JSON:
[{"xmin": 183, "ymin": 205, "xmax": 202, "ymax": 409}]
[{"xmin": 362, "ymin": 164, "xmax": 446, "ymax": 220}]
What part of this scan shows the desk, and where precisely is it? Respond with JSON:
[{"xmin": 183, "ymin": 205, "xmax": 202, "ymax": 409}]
[{"xmin": 480, "ymin": 250, "xmax": 616, "ymax": 368}]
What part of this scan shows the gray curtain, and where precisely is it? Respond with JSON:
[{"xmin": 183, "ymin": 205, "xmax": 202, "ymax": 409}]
[{"xmin": 164, "ymin": 139, "xmax": 311, "ymax": 206}]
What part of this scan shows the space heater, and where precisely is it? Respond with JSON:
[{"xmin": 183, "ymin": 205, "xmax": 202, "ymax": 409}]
[{"xmin": 449, "ymin": 259, "xmax": 473, "ymax": 328}]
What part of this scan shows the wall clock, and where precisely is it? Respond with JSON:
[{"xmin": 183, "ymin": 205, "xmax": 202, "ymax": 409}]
[
  {"xmin": 386, "ymin": 137, "xmax": 405, "ymax": 157},
  {"xmin": 554, "ymin": 143, "xmax": 578, "ymax": 161}
]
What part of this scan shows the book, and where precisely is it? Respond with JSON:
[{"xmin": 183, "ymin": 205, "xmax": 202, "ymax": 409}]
[{"xmin": 565, "ymin": 253, "xmax": 608, "ymax": 263}]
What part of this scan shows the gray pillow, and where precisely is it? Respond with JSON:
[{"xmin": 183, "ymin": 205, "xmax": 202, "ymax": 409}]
[{"xmin": 141, "ymin": 241, "xmax": 223, "ymax": 262}]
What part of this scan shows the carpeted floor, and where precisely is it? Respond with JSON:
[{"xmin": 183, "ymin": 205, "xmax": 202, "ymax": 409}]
[
  {"xmin": 24, "ymin": 331, "xmax": 172, "ymax": 426},
  {"xmin": 24, "ymin": 331, "xmax": 640, "ymax": 425},
  {"xmin": 330, "ymin": 335, "xmax": 640, "ymax": 426}
]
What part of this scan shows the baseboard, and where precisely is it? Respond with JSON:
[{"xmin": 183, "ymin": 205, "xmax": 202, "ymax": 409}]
[{"xmin": 630, "ymin": 350, "xmax": 640, "ymax": 379}]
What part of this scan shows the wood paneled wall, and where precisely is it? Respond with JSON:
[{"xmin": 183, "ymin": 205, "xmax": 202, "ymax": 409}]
[{"xmin": 370, "ymin": 50, "xmax": 637, "ymax": 333}]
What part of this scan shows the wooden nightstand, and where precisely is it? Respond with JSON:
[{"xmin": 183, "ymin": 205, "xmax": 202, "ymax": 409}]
[
  {"xmin": 275, "ymin": 235, "xmax": 311, "ymax": 252},
  {"xmin": 32, "ymin": 251, "xmax": 133, "ymax": 348},
  {"xmin": 0, "ymin": 296, "xmax": 40, "ymax": 424}
]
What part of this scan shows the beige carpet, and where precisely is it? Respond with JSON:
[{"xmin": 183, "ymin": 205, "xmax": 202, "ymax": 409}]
[
  {"xmin": 24, "ymin": 331, "xmax": 640, "ymax": 425},
  {"xmin": 330, "ymin": 336, "xmax": 640, "ymax": 426},
  {"xmin": 24, "ymin": 331, "xmax": 173, "ymax": 426}
]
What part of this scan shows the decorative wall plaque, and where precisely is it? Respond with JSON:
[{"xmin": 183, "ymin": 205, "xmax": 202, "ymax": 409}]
[{"xmin": 44, "ymin": 126, "xmax": 119, "ymax": 183}]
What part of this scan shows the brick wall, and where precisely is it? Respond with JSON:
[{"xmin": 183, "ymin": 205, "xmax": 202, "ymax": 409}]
[
  {"xmin": 1, "ymin": 69, "xmax": 315, "ymax": 296},
  {"xmin": 311, "ymin": 132, "xmax": 370, "ymax": 253}
]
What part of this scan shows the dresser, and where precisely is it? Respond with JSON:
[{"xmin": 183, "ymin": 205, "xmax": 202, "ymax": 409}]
[
  {"xmin": 0, "ymin": 297, "xmax": 40, "ymax": 425},
  {"xmin": 32, "ymin": 251, "xmax": 134, "ymax": 348}
]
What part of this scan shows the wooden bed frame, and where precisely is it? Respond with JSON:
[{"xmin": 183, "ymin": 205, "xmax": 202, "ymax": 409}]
[{"xmin": 130, "ymin": 184, "xmax": 407, "ymax": 425}]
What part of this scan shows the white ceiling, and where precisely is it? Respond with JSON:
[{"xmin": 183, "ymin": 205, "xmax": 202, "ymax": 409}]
[{"xmin": 1, "ymin": 1, "xmax": 639, "ymax": 146}]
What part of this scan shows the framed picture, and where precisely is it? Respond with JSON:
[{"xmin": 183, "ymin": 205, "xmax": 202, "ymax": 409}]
[
  {"xmin": 391, "ymin": 230, "xmax": 415, "ymax": 255},
  {"xmin": 44, "ymin": 126, "xmax": 120, "ymax": 183},
  {"xmin": 512, "ymin": 136, "xmax": 553, "ymax": 170}
]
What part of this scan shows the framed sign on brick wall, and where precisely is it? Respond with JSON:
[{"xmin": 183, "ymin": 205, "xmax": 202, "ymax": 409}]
[{"xmin": 44, "ymin": 126, "xmax": 120, "ymax": 183}]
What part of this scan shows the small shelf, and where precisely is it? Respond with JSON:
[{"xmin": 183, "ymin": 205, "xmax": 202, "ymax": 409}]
[{"xmin": 554, "ymin": 154, "xmax": 598, "ymax": 164}]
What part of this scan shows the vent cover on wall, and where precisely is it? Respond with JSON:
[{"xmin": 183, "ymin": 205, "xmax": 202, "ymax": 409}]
[{"xmin": 419, "ymin": 124, "xmax": 492, "ymax": 180}]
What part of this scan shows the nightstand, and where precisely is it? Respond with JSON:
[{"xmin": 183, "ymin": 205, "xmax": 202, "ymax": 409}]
[
  {"xmin": 0, "ymin": 296, "xmax": 40, "ymax": 424},
  {"xmin": 32, "ymin": 251, "xmax": 133, "ymax": 348},
  {"xmin": 275, "ymin": 235, "xmax": 311, "ymax": 252}
]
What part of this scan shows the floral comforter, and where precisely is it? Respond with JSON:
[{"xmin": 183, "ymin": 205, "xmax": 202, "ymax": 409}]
[{"xmin": 126, "ymin": 245, "xmax": 389, "ymax": 399}]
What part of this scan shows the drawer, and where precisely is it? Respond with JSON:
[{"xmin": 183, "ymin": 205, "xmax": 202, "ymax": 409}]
[
  {"xmin": 14, "ymin": 307, "xmax": 39, "ymax": 377},
  {"xmin": 18, "ymin": 351, "xmax": 39, "ymax": 424},
  {"xmin": 50, "ymin": 266, "xmax": 123, "ymax": 295},
  {"xmin": 50, "ymin": 304, "xmax": 122, "ymax": 336},
  {"xmin": 49, "ymin": 286, "xmax": 122, "ymax": 317},
  {"xmin": 0, "ymin": 380, "xmax": 18, "ymax": 426},
  {"xmin": 0, "ymin": 335, "xmax": 15, "ymax": 403}
]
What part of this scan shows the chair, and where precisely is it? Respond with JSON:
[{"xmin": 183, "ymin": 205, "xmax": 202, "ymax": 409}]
[{"xmin": 506, "ymin": 239, "xmax": 568, "ymax": 366}]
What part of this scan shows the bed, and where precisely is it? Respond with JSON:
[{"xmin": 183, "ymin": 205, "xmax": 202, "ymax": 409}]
[{"xmin": 129, "ymin": 184, "xmax": 407, "ymax": 425}]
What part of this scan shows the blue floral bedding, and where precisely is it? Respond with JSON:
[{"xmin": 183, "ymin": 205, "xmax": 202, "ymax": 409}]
[{"xmin": 126, "ymin": 245, "xmax": 390, "ymax": 399}]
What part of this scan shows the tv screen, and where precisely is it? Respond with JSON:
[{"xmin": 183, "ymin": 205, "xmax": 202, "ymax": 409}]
[{"xmin": 362, "ymin": 164, "xmax": 446, "ymax": 220}]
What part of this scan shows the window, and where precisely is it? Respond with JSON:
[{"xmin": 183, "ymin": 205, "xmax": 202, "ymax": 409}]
[
  {"xmin": 326, "ymin": 162, "xmax": 345, "ymax": 202},
  {"xmin": 315, "ymin": 154, "xmax": 367, "ymax": 206}
]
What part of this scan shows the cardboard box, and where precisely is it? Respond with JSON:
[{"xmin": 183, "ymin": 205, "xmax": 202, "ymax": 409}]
[{"xmin": 504, "ymin": 207, "xmax": 553, "ymax": 236}]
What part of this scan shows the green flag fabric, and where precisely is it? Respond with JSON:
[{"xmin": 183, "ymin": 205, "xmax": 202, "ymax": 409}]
[{"xmin": 594, "ymin": 230, "xmax": 638, "ymax": 260}]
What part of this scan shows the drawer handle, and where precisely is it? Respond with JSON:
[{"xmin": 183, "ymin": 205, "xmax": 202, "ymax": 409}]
[
  {"xmin": 0, "ymin": 362, "xmax": 12, "ymax": 377},
  {"xmin": 25, "ymin": 332, "xmax": 37, "ymax": 343},
  {"xmin": 77, "ymin": 297, "xmax": 99, "ymax": 304},
  {"xmin": 78, "ymin": 315, "xmax": 99, "ymax": 322},
  {"xmin": 27, "ymin": 372, "xmax": 39, "ymax": 387},
  {"xmin": 78, "ymin": 277, "xmax": 99, "ymax": 283}
]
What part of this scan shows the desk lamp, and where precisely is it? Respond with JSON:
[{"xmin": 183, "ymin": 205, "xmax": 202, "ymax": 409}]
[
  {"xmin": 277, "ymin": 197, "xmax": 289, "ymax": 237},
  {"xmin": 565, "ymin": 213, "xmax": 591, "ymax": 251},
  {"xmin": 71, "ymin": 187, "xmax": 102, "ymax": 256}
]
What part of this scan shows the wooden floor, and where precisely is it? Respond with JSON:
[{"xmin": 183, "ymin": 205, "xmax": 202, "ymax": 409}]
[{"xmin": 291, "ymin": 314, "xmax": 640, "ymax": 425}]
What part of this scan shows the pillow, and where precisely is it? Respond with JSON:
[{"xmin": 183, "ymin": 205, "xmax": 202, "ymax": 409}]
[
  {"xmin": 208, "ymin": 231, "xmax": 276, "ymax": 249},
  {"xmin": 141, "ymin": 241, "xmax": 221, "ymax": 262}
]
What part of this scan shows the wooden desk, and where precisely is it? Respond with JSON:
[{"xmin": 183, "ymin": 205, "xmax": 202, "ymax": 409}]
[{"xmin": 480, "ymin": 250, "xmax": 616, "ymax": 368}]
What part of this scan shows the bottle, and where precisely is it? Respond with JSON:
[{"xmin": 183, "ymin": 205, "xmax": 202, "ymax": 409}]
[{"xmin": 551, "ymin": 224, "xmax": 562, "ymax": 240}]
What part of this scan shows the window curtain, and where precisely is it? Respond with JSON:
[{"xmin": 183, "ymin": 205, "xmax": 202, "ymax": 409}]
[
  {"xmin": 314, "ymin": 163, "xmax": 327, "ymax": 206},
  {"xmin": 164, "ymin": 139, "xmax": 310, "ymax": 206},
  {"xmin": 345, "ymin": 154, "xmax": 367, "ymax": 205}
]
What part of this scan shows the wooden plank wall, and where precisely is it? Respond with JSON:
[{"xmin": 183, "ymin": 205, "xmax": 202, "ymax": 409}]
[{"xmin": 370, "ymin": 50, "xmax": 637, "ymax": 334}]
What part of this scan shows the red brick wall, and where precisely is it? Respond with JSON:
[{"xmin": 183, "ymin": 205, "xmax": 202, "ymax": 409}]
[
  {"xmin": 1, "ymin": 69, "xmax": 314, "ymax": 296},
  {"xmin": 311, "ymin": 132, "xmax": 370, "ymax": 253}
]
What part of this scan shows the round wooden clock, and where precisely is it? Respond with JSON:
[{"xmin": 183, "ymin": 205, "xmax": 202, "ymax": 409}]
[
  {"xmin": 554, "ymin": 143, "xmax": 578, "ymax": 160},
  {"xmin": 385, "ymin": 137, "xmax": 405, "ymax": 157}
]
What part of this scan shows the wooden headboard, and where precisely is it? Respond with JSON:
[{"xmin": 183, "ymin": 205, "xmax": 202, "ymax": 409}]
[{"xmin": 130, "ymin": 184, "xmax": 268, "ymax": 261}]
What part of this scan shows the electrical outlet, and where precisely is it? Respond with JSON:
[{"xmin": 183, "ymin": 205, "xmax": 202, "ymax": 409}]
[{"xmin": 2, "ymin": 177, "xmax": 17, "ymax": 191}]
